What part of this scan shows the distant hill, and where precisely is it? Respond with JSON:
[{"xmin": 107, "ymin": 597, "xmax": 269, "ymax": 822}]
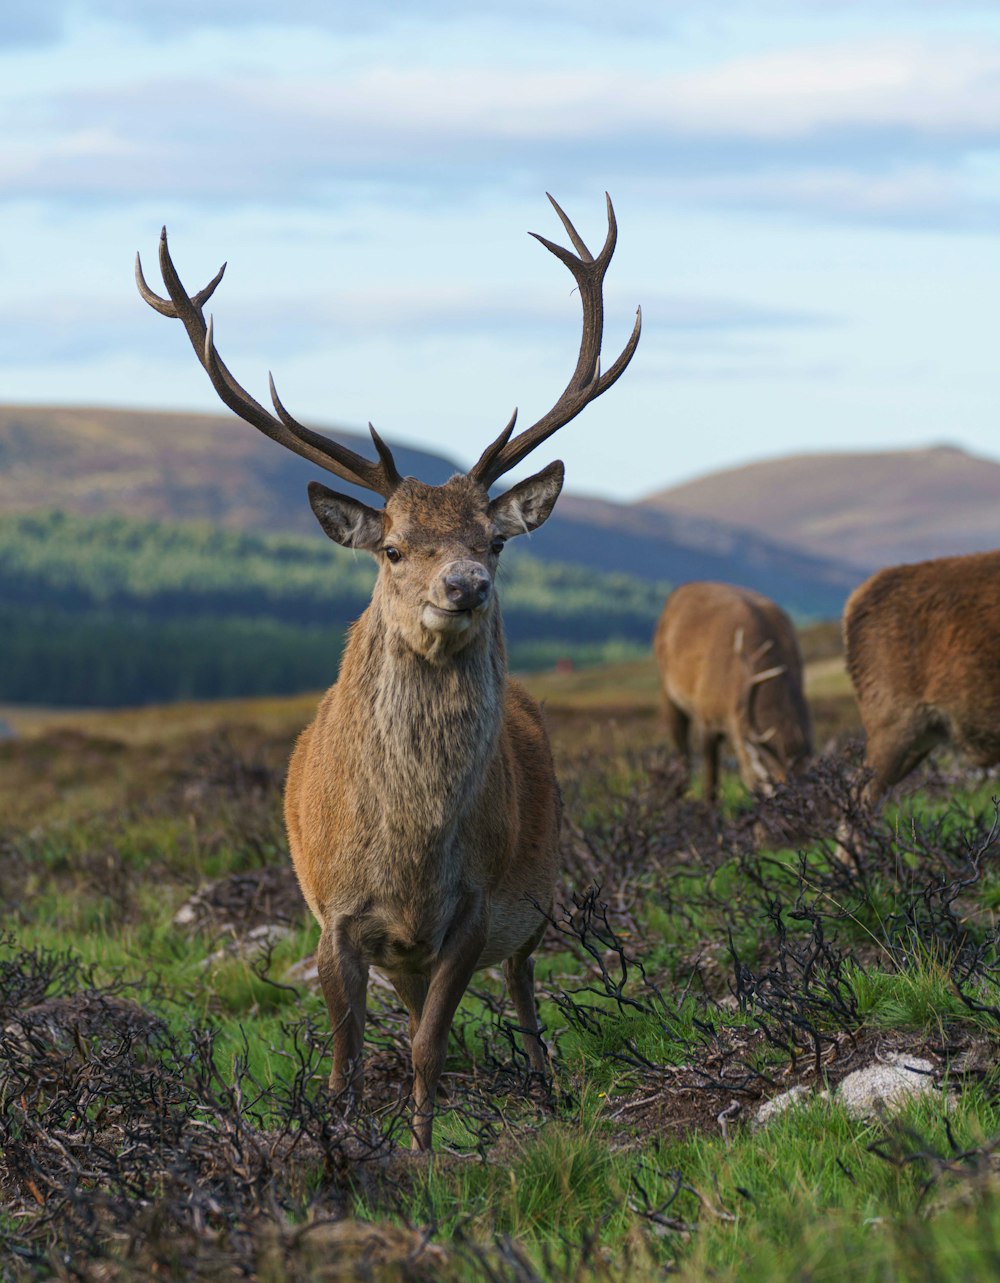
[
  {"xmin": 641, "ymin": 445, "xmax": 1000, "ymax": 573},
  {"xmin": 0, "ymin": 403, "xmax": 459, "ymax": 532},
  {"xmin": 540, "ymin": 494, "xmax": 860, "ymax": 619},
  {"xmin": 0, "ymin": 405, "xmax": 863, "ymax": 619}
]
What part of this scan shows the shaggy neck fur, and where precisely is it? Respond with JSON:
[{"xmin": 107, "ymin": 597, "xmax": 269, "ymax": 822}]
[{"xmin": 338, "ymin": 587, "xmax": 507, "ymax": 847}]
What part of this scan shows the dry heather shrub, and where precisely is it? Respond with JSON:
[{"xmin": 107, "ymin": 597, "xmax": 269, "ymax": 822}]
[{"xmin": 253, "ymin": 1218, "xmax": 454, "ymax": 1282}]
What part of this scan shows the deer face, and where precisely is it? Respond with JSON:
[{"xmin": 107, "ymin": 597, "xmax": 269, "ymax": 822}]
[
  {"xmin": 740, "ymin": 689, "xmax": 812, "ymax": 793},
  {"xmin": 732, "ymin": 631, "xmax": 812, "ymax": 793},
  {"xmin": 307, "ymin": 465, "xmax": 564, "ymax": 660},
  {"xmin": 742, "ymin": 732, "xmax": 791, "ymax": 793}
]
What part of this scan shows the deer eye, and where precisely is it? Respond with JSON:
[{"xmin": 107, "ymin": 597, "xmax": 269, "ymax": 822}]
[
  {"xmin": 384, "ymin": 546, "xmax": 402, "ymax": 563},
  {"xmin": 491, "ymin": 537, "xmax": 506, "ymax": 555}
]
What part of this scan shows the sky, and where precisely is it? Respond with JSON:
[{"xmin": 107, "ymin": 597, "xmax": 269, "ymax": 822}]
[{"xmin": 1, "ymin": 1, "xmax": 999, "ymax": 500}]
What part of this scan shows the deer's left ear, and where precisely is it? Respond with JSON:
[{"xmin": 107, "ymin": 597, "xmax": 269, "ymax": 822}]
[{"xmin": 488, "ymin": 461, "xmax": 564, "ymax": 538}]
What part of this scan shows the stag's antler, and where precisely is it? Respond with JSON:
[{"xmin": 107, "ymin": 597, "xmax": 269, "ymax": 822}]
[
  {"xmin": 135, "ymin": 228, "xmax": 402, "ymax": 498},
  {"xmin": 468, "ymin": 193, "xmax": 641, "ymax": 490},
  {"xmin": 734, "ymin": 633, "xmax": 787, "ymax": 745},
  {"xmin": 139, "ymin": 196, "xmax": 638, "ymax": 497}
]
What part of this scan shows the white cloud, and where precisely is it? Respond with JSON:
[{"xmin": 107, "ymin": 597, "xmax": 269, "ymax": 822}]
[
  {"xmin": 639, "ymin": 163, "xmax": 989, "ymax": 226},
  {"xmin": 2, "ymin": 37, "xmax": 999, "ymax": 230},
  {"xmin": 661, "ymin": 41, "xmax": 1000, "ymax": 137},
  {"xmin": 97, "ymin": 43, "xmax": 1000, "ymax": 148}
]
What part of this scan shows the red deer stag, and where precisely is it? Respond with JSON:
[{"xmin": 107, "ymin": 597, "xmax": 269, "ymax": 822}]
[
  {"xmin": 843, "ymin": 550, "xmax": 1000, "ymax": 808},
  {"xmin": 654, "ymin": 582, "xmax": 812, "ymax": 801},
  {"xmin": 137, "ymin": 196, "xmax": 640, "ymax": 1150}
]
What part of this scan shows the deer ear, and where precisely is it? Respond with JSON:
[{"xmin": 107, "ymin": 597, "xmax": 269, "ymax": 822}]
[
  {"xmin": 307, "ymin": 482, "xmax": 384, "ymax": 551},
  {"xmin": 488, "ymin": 460, "xmax": 564, "ymax": 538}
]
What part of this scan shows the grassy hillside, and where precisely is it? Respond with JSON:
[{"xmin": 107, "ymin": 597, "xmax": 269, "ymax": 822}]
[
  {"xmin": 0, "ymin": 510, "xmax": 668, "ymax": 706},
  {"xmin": 641, "ymin": 445, "xmax": 1000, "ymax": 572},
  {"xmin": 0, "ymin": 403, "xmax": 460, "ymax": 532}
]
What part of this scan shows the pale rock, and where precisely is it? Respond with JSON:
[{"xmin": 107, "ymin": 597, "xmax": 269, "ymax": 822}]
[
  {"xmin": 753, "ymin": 1084, "xmax": 827, "ymax": 1129},
  {"xmin": 200, "ymin": 923, "xmax": 293, "ymax": 969},
  {"xmin": 835, "ymin": 1054, "xmax": 936, "ymax": 1120},
  {"xmin": 283, "ymin": 955, "xmax": 320, "ymax": 989}
]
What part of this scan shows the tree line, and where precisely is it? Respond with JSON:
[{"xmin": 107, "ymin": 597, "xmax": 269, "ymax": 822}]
[{"xmin": 0, "ymin": 511, "xmax": 669, "ymax": 706}]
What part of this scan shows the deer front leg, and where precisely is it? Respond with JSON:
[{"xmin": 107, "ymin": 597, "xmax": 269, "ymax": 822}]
[
  {"xmin": 391, "ymin": 972, "xmax": 429, "ymax": 1042},
  {"xmin": 316, "ymin": 921, "xmax": 369, "ymax": 1113},
  {"xmin": 410, "ymin": 895, "xmax": 488, "ymax": 1151}
]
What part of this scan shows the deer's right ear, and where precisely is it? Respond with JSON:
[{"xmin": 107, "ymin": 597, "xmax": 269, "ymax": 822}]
[{"xmin": 307, "ymin": 482, "xmax": 384, "ymax": 551}]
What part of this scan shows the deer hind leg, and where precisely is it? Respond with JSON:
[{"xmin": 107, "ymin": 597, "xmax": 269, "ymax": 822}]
[
  {"xmin": 663, "ymin": 699, "xmax": 692, "ymax": 787},
  {"xmin": 316, "ymin": 924, "xmax": 369, "ymax": 1112},
  {"xmin": 409, "ymin": 898, "xmax": 487, "ymax": 1151},
  {"xmin": 700, "ymin": 731, "xmax": 722, "ymax": 804},
  {"xmin": 503, "ymin": 931, "xmax": 549, "ymax": 1077},
  {"xmin": 863, "ymin": 714, "xmax": 943, "ymax": 811}
]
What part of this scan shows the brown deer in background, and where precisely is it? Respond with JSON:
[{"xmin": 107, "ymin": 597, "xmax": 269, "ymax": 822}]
[
  {"xmin": 843, "ymin": 550, "xmax": 1000, "ymax": 808},
  {"xmin": 654, "ymin": 581, "xmax": 812, "ymax": 801},
  {"xmin": 137, "ymin": 195, "xmax": 640, "ymax": 1150}
]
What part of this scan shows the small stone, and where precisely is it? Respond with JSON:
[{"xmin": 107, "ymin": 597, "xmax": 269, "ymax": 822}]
[
  {"xmin": 835, "ymin": 1054, "xmax": 936, "ymax": 1120},
  {"xmin": 283, "ymin": 955, "xmax": 320, "ymax": 989},
  {"xmin": 753, "ymin": 1085, "xmax": 827, "ymax": 1129},
  {"xmin": 200, "ymin": 923, "xmax": 293, "ymax": 968}
]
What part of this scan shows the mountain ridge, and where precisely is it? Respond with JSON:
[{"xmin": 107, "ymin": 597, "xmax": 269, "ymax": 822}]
[
  {"xmin": 640, "ymin": 444, "xmax": 1000, "ymax": 572},
  {"xmin": 0, "ymin": 403, "xmax": 863, "ymax": 618}
]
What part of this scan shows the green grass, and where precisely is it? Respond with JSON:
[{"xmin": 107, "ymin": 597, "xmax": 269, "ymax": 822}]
[
  {"xmin": 4, "ymin": 715, "xmax": 1000, "ymax": 1279},
  {"xmin": 845, "ymin": 946, "xmax": 1000, "ymax": 1034}
]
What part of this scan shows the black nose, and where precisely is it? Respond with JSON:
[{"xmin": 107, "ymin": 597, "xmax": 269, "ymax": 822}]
[{"xmin": 443, "ymin": 566, "xmax": 492, "ymax": 611}]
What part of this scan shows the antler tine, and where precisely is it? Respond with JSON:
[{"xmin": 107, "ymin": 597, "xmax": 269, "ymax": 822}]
[
  {"xmin": 367, "ymin": 422, "xmax": 404, "ymax": 491},
  {"xmin": 135, "ymin": 247, "xmax": 226, "ymax": 317},
  {"xmin": 468, "ymin": 194, "xmax": 640, "ymax": 490},
  {"xmin": 749, "ymin": 664, "xmax": 787, "ymax": 686},
  {"xmin": 546, "ymin": 190, "xmax": 618, "ymax": 265},
  {"xmin": 748, "ymin": 638, "xmax": 775, "ymax": 666},
  {"xmin": 467, "ymin": 409, "xmax": 517, "ymax": 491},
  {"xmin": 136, "ymin": 228, "xmax": 402, "ymax": 499},
  {"xmin": 743, "ymin": 661, "xmax": 787, "ymax": 743},
  {"xmin": 544, "ymin": 192, "xmax": 596, "ymax": 262},
  {"xmin": 265, "ymin": 368, "xmax": 395, "ymax": 492}
]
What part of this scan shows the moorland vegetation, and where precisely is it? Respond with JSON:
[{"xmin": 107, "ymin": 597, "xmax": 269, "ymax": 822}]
[{"xmin": 2, "ymin": 680, "xmax": 1000, "ymax": 1280}]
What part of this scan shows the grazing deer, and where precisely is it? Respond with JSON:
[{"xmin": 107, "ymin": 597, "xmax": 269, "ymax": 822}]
[
  {"xmin": 653, "ymin": 581, "xmax": 812, "ymax": 801},
  {"xmin": 843, "ymin": 550, "xmax": 1000, "ymax": 808},
  {"xmin": 137, "ymin": 195, "xmax": 640, "ymax": 1149}
]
